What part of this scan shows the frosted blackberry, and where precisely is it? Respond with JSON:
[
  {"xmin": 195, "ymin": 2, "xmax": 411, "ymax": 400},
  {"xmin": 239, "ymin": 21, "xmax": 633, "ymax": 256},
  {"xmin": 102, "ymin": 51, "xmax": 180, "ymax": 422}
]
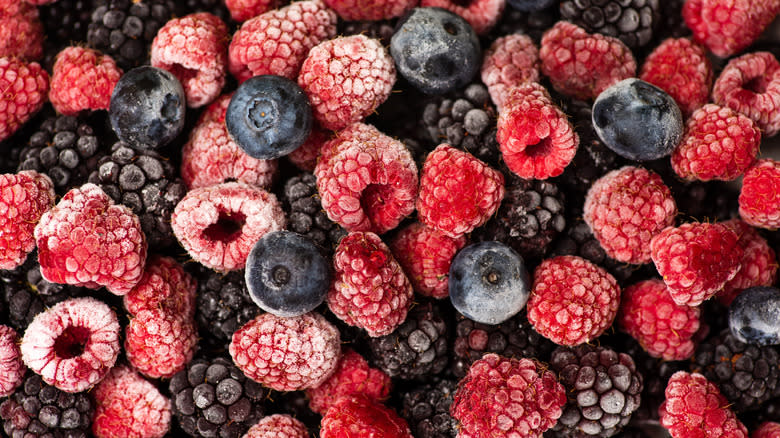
[
  {"xmin": 491, "ymin": 2, "xmax": 559, "ymax": 43},
  {"xmin": 400, "ymin": 378, "xmax": 458, "ymax": 438},
  {"xmin": 559, "ymin": 0, "xmax": 660, "ymax": 49},
  {"xmin": 340, "ymin": 19, "xmax": 396, "ymax": 46},
  {"xmin": 652, "ymin": 0, "xmax": 689, "ymax": 42},
  {"xmin": 194, "ymin": 268, "xmax": 261, "ymax": 351},
  {"xmin": 40, "ymin": 0, "xmax": 96, "ymax": 69},
  {"xmin": 281, "ymin": 173, "xmax": 347, "ymax": 253}
]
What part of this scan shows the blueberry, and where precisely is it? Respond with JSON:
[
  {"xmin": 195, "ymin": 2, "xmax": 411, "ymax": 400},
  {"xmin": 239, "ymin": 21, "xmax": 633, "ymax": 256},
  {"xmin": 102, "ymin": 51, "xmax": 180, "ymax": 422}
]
[
  {"xmin": 448, "ymin": 241, "xmax": 531, "ymax": 325},
  {"xmin": 592, "ymin": 78, "xmax": 683, "ymax": 161},
  {"xmin": 390, "ymin": 7, "xmax": 481, "ymax": 95},
  {"xmin": 226, "ymin": 75, "xmax": 312, "ymax": 160},
  {"xmin": 728, "ymin": 286, "xmax": 780, "ymax": 346},
  {"xmin": 507, "ymin": 0, "xmax": 556, "ymax": 12},
  {"xmin": 109, "ymin": 66, "xmax": 185, "ymax": 150},
  {"xmin": 245, "ymin": 230, "xmax": 330, "ymax": 317}
]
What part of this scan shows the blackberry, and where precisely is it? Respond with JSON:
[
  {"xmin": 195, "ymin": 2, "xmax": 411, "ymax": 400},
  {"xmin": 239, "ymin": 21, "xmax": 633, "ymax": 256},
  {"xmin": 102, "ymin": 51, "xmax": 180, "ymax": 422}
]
[
  {"xmin": 281, "ymin": 172, "xmax": 347, "ymax": 254},
  {"xmin": 179, "ymin": 0, "xmax": 232, "ymax": 24},
  {"xmin": 339, "ymin": 19, "xmax": 396, "ymax": 46},
  {"xmin": 490, "ymin": 3, "xmax": 560, "ymax": 44},
  {"xmin": 651, "ymin": 0, "xmax": 690, "ymax": 42},
  {"xmin": 743, "ymin": 397, "xmax": 780, "ymax": 431},
  {"xmin": 559, "ymin": 0, "xmax": 661, "ymax": 49},
  {"xmin": 399, "ymin": 378, "xmax": 458, "ymax": 438},
  {"xmin": 170, "ymin": 356, "xmax": 266, "ymax": 438},
  {"xmin": 669, "ymin": 179, "xmax": 739, "ymax": 223},
  {"xmin": 39, "ymin": 0, "xmax": 96, "ymax": 70}
]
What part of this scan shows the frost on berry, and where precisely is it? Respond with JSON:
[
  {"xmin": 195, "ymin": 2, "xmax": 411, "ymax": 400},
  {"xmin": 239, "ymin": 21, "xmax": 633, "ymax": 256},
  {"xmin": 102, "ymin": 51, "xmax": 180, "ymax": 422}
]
[
  {"xmin": 0, "ymin": 325, "xmax": 24, "ymax": 397},
  {"xmin": 0, "ymin": 57, "xmax": 48, "ymax": 142},
  {"xmin": 683, "ymin": 0, "xmax": 779, "ymax": 58},
  {"xmin": 49, "ymin": 46, "xmax": 123, "ymax": 116},
  {"xmin": 481, "ymin": 33, "xmax": 540, "ymax": 111},
  {"xmin": 245, "ymin": 414, "xmax": 309, "ymax": 438},
  {"xmin": 123, "ymin": 255, "xmax": 197, "ymax": 319},
  {"xmin": 125, "ymin": 310, "xmax": 198, "ymax": 379},
  {"xmin": 739, "ymin": 159, "xmax": 780, "ymax": 229},
  {"xmin": 0, "ymin": 170, "xmax": 54, "ymax": 270}
]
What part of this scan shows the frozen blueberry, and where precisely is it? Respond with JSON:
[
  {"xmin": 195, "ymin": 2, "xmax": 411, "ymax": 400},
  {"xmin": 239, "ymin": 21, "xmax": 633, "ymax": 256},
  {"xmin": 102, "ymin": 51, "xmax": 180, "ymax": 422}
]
[
  {"xmin": 245, "ymin": 230, "xmax": 330, "ymax": 317},
  {"xmin": 109, "ymin": 66, "xmax": 185, "ymax": 150},
  {"xmin": 449, "ymin": 241, "xmax": 531, "ymax": 325},
  {"xmin": 729, "ymin": 286, "xmax": 780, "ymax": 346},
  {"xmin": 390, "ymin": 7, "xmax": 481, "ymax": 95},
  {"xmin": 507, "ymin": 0, "xmax": 556, "ymax": 12},
  {"xmin": 592, "ymin": 78, "xmax": 683, "ymax": 161},
  {"xmin": 226, "ymin": 75, "xmax": 312, "ymax": 160}
]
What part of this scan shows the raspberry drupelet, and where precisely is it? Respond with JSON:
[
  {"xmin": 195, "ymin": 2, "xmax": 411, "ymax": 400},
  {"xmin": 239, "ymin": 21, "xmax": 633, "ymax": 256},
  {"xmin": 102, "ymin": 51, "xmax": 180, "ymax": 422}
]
[
  {"xmin": 716, "ymin": 219, "xmax": 778, "ymax": 305},
  {"xmin": 123, "ymin": 255, "xmax": 197, "ymax": 319},
  {"xmin": 48, "ymin": 46, "xmax": 122, "ymax": 116},
  {"xmin": 480, "ymin": 33, "xmax": 540, "ymax": 111},
  {"xmin": 320, "ymin": 395, "xmax": 413, "ymax": 438},
  {"xmin": 739, "ymin": 159, "xmax": 780, "ymax": 229},
  {"xmin": 0, "ymin": 57, "xmax": 49, "ymax": 142},
  {"xmin": 0, "ymin": 2, "xmax": 43, "ymax": 61},
  {"xmin": 0, "ymin": 325, "xmax": 24, "ymax": 398},
  {"xmin": 0, "ymin": 170, "xmax": 54, "ymax": 270},
  {"xmin": 225, "ymin": 0, "xmax": 278, "ymax": 22},
  {"xmin": 124, "ymin": 309, "xmax": 197, "ymax": 380},
  {"xmin": 244, "ymin": 414, "xmax": 309, "ymax": 438}
]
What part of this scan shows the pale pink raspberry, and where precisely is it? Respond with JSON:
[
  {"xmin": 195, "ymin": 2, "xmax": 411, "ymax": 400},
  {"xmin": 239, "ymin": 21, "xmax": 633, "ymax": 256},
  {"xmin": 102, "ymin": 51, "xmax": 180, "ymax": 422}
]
[
  {"xmin": 49, "ymin": 46, "xmax": 123, "ymax": 115},
  {"xmin": 0, "ymin": 325, "xmax": 24, "ymax": 398},
  {"xmin": 244, "ymin": 414, "xmax": 309, "ymax": 438},
  {"xmin": 0, "ymin": 170, "xmax": 54, "ymax": 270},
  {"xmin": 225, "ymin": 0, "xmax": 278, "ymax": 22},
  {"xmin": 481, "ymin": 33, "xmax": 540, "ymax": 111}
]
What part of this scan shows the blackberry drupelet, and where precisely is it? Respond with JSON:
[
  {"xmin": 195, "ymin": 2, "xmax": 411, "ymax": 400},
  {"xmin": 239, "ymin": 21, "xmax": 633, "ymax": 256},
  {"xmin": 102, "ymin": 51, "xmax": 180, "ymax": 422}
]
[
  {"xmin": 490, "ymin": 3, "xmax": 560, "ymax": 43},
  {"xmin": 339, "ymin": 19, "xmax": 396, "ymax": 47},
  {"xmin": 559, "ymin": 0, "xmax": 661, "ymax": 49},
  {"xmin": 281, "ymin": 172, "xmax": 347, "ymax": 254},
  {"xmin": 400, "ymin": 378, "xmax": 458, "ymax": 438}
]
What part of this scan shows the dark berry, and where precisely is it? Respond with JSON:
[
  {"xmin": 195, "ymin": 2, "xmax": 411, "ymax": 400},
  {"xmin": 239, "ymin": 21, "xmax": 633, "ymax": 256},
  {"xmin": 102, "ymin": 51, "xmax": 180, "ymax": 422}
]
[
  {"xmin": 508, "ymin": 0, "xmax": 556, "ymax": 12},
  {"xmin": 194, "ymin": 268, "xmax": 261, "ymax": 351},
  {"xmin": 281, "ymin": 172, "xmax": 347, "ymax": 253},
  {"xmin": 559, "ymin": 0, "xmax": 661, "ymax": 49},
  {"xmin": 729, "ymin": 286, "xmax": 780, "ymax": 346},
  {"xmin": 399, "ymin": 378, "xmax": 458, "ymax": 438}
]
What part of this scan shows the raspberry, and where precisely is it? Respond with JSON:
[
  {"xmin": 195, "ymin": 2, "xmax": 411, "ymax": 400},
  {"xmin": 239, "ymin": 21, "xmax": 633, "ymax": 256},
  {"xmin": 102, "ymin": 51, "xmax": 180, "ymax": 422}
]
[
  {"xmin": 198, "ymin": 92, "xmax": 231, "ymax": 125},
  {"xmin": 0, "ymin": 325, "xmax": 24, "ymax": 398},
  {"xmin": 528, "ymin": 255, "xmax": 620, "ymax": 346},
  {"xmin": 755, "ymin": 422, "xmax": 780, "ymax": 438},
  {"xmin": 48, "ymin": 47, "xmax": 122, "ymax": 116},
  {"xmin": 497, "ymin": 82, "xmax": 578, "ymax": 180},
  {"xmin": 298, "ymin": 35, "xmax": 396, "ymax": 131},
  {"xmin": 618, "ymin": 279, "xmax": 701, "ymax": 361},
  {"xmin": 0, "ymin": 3, "xmax": 43, "ymax": 60},
  {"xmin": 323, "ymin": 0, "xmax": 415, "ymax": 20},
  {"xmin": 0, "ymin": 170, "xmax": 54, "ymax": 270},
  {"xmin": 245, "ymin": 414, "xmax": 308, "ymax": 438},
  {"xmin": 650, "ymin": 222, "xmax": 743, "ymax": 306},
  {"xmin": 34, "ymin": 183, "xmax": 147, "ymax": 296},
  {"xmin": 321, "ymin": 395, "xmax": 413, "ymax": 438},
  {"xmin": 151, "ymin": 13, "xmax": 229, "ymax": 108},
  {"xmin": 327, "ymin": 231, "xmax": 413, "ymax": 337},
  {"xmin": 228, "ymin": 0, "xmax": 338, "ymax": 82},
  {"xmin": 451, "ymin": 353, "xmax": 566, "ymax": 438},
  {"xmin": 671, "ymin": 104, "xmax": 761, "ymax": 182},
  {"xmin": 480, "ymin": 33, "xmax": 540, "ymax": 111},
  {"xmin": 315, "ymin": 123, "xmax": 418, "ymax": 234},
  {"xmin": 123, "ymin": 255, "xmax": 197, "ymax": 319},
  {"xmin": 225, "ymin": 0, "xmax": 277, "ymax": 22},
  {"xmin": 229, "ymin": 312, "xmax": 341, "ymax": 391},
  {"xmin": 717, "ymin": 219, "xmax": 778, "ymax": 305},
  {"xmin": 0, "ymin": 57, "xmax": 48, "ymax": 142},
  {"xmin": 639, "ymin": 37, "xmax": 713, "ymax": 117},
  {"xmin": 416, "ymin": 144, "xmax": 505, "ymax": 238},
  {"xmin": 171, "ymin": 182, "xmax": 285, "ymax": 272},
  {"xmin": 583, "ymin": 166, "xmax": 677, "ymax": 264},
  {"xmin": 20, "ymin": 297, "xmax": 121, "ymax": 393},
  {"xmin": 388, "ymin": 222, "xmax": 467, "ymax": 299},
  {"xmin": 739, "ymin": 159, "xmax": 780, "ymax": 229},
  {"xmin": 540, "ymin": 21, "xmax": 636, "ymax": 101},
  {"xmin": 659, "ymin": 371, "xmax": 748, "ymax": 438},
  {"xmin": 419, "ymin": 0, "xmax": 505, "ymax": 35},
  {"xmin": 125, "ymin": 309, "xmax": 198, "ymax": 379},
  {"xmin": 287, "ymin": 125, "xmax": 329, "ymax": 172}
]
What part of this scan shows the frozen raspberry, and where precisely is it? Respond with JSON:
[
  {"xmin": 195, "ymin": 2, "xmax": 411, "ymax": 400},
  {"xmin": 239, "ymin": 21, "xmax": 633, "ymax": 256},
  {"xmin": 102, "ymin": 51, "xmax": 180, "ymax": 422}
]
[
  {"xmin": 659, "ymin": 371, "xmax": 748, "ymax": 438},
  {"xmin": 306, "ymin": 348, "xmax": 392, "ymax": 414},
  {"xmin": 528, "ymin": 255, "xmax": 620, "ymax": 346},
  {"xmin": 0, "ymin": 170, "xmax": 54, "ymax": 270},
  {"xmin": 481, "ymin": 33, "xmax": 540, "ymax": 111},
  {"xmin": 639, "ymin": 38, "xmax": 713, "ymax": 117},
  {"xmin": 151, "ymin": 13, "xmax": 229, "ymax": 108},
  {"xmin": 315, "ymin": 123, "xmax": 418, "ymax": 234},
  {"xmin": 34, "ymin": 183, "xmax": 147, "ymax": 296},
  {"xmin": 20, "ymin": 297, "xmax": 120, "ymax": 393},
  {"xmin": 0, "ymin": 325, "xmax": 24, "ymax": 398},
  {"xmin": 0, "ymin": 3, "xmax": 43, "ymax": 60},
  {"xmin": 171, "ymin": 182, "xmax": 285, "ymax": 272},
  {"xmin": 198, "ymin": 92, "xmax": 232, "ymax": 125},
  {"xmin": 583, "ymin": 166, "xmax": 677, "ymax": 264},
  {"xmin": 619, "ymin": 279, "xmax": 701, "ymax": 361},
  {"xmin": 123, "ymin": 255, "xmax": 197, "ymax": 319},
  {"xmin": 228, "ymin": 0, "xmax": 338, "ymax": 82},
  {"xmin": 739, "ymin": 159, "xmax": 780, "ymax": 229},
  {"xmin": 321, "ymin": 395, "xmax": 413, "ymax": 438},
  {"xmin": 497, "ymin": 82, "xmax": 579, "ymax": 180},
  {"xmin": 416, "ymin": 144, "xmax": 504, "ymax": 238},
  {"xmin": 0, "ymin": 57, "xmax": 48, "ymax": 142},
  {"xmin": 712, "ymin": 52, "xmax": 780, "ymax": 137},
  {"xmin": 288, "ymin": 125, "xmax": 330, "ymax": 172},
  {"xmin": 451, "ymin": 353, "xmax": 566, "ymax": 438},
  {"xmin": 717, "ymin": 219, "xmax": 778, "ymax": 305},
  {"xmin": 420, "ymin": 0, "xmax": 505, "ymax": 35},
  {"xmin": 48, "ymin": 47, "xmax": 122, "ymax": 116},
  {"xmin": 245, "ymin": 414, "xmax": 308, "ymax": 438},
  {"xmin": 125, "ymin": 309, "xmax": 197, "ymax": 379},
  {"xmin": 755, "ymin": 422, "xmax": 780, "ymax": 438},
  {"xmin": 225, "ymin": 0, "xmax": 278, "ymax": 22},
  {"xmin": 229, "ymin": 312, "xmax": 341, "ymax": 391},
  {"xmin": 327, "ymin": 231, "xmax": 413, "ymax": 337},
  {"xmin": 540, "ymin": 21, "xmax": 636, "ymax": 101},
  {"xmin": 323, "ymin": 0, "xmax": 415, "ymax": 20},
  {"xmin": 650, "ymin": 222, "xmax": 743, "ymax": 307},
  {"xmin": 298, "ymin": 35, "xmax": 396, "ymax": 131}
]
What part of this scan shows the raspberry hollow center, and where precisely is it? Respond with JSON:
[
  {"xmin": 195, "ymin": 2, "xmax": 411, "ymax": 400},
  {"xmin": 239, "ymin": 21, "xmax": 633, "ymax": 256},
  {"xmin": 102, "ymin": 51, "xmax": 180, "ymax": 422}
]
[
  {"xmin": 361, "ymin": 183, "xmax": 394, "ymax": 222},
  {"xmin": 525, "ymin": 137, "xmax": 554, "ymax": 158},
  {"xmin": 203, "ymin": 210, "xmax": 246, "ymax": 243},
  {"xmin": 744, "ymin": 76, "xmax": 768, "ymax": 94},
  {"xmin": 54, "ymin": 325, "xmax": 90, "ymax": 359}
]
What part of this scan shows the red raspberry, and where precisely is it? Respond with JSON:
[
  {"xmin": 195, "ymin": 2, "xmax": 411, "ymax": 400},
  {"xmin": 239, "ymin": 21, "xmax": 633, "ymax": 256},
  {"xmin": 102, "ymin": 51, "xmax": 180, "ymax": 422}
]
[
  {"xmin": 288, "ymin": 124, "xmax": 330, "ymax": 172},
  {"xmin": 229, "ymin": 312, "xmax": 341, "ymax": 391},
  {"xmin": 123, "ymin": 255, "xmax": 197, "ymax": 319},
  {"xmin": 639, "ymin": 37, "xmax": 713, "ymax": 117},
  {"xmin": 755, "ymin": 422, "xmax": 780, "ymax": 438},
  {"xmin": 197, "ymin": 92, "xmax": 231, "ymax": 125},
  {"xmin": 327, "ymin": 231, "xmax": 413, "ymax": 337},
  {"xmin": 306, "ymin": 348, "xmax": 392, "ymax": 414},
  {"xmin": 245, "ymin": 414, "xmax": 308, "ymax": 438},
  {"xmin": 712, "ymin": 52, "xmax": 780, "ymax": 137},
  {"xmin": 34, "ymin": 183, "xmax": 147, "ymax": 296},
  {"xmin": 323, "ymin": 0, "xmax": 416, "ymax": 20},
  {"xmin": 619, "ymin": 279, "xmax": 701, "ymax": 361},
  {"xmin": 0, "ymin": 325, "xmax": 24, "ymax": 398},
  {"xmin": 225, "ymin": 0, "xmax": 278, "ymax": 22},
  {"xmin": 416, "ymin": 144, "xmax": 505, "ymax": 238},
  {"xmin": 0, "ymin": 170, "xmax": 54, "ymax": 270},
  {"xmin": 420, "ymin": 0, "xmax": 505, "ymax": 35},
  {"xmin": 388, "ymin": 222, "xmax": 467, "ymax": 299},
  {"xmin": 739, "ymin": 159, "xmax": 780, "ymax": 229},
  {"xmin": 228, "ymin": 0, "xmax": 338, "ymax": 82},
  {"xmin": 650, "ymin": 222, "xmax": 743, "ymax": 307},
  {"xmin": 451, "ymin": 353, "xmax": 566, "ymax": 438},
  {"xmin": 298, "ymin": 35, "xmax": 396, "ymax": 131},
  {"xmin": 717, "ymin": 219, "xmax": 778, "ymax": 305},
  {"xmin": 151, "ymin": 13, "xmax": 229, "ymax": 108},
  {"xmin": 315, "ymin": 123, "xmax": 418, "ymax": 234},
  {"xmin": 0, "ymin": 3, "xmax": 43, "ymax": 61},
  {"xmin": 125, "ymin": 310, "xmax": 197, "ymax": 379},
  {"xmin": 49, "ymin": 47, "xmax": 122, "ymax": 116},
  {"xmin": 540, "ymin": 21, "xmax": 636, "ymax": 101},
  {"xmin": 20, "ymin": 297, "xmax": 121, "ymax": 393},
  {"xmin": 481, "ymin": 33, "xmax": 540, "ymax": 111},
  {"xmin": 583, "ymin": 166, "xmax": 677, "ymax": 264},
  {"xmin": 321, "ymin": 395, "xmax": 413, "ymax": 438},
  {"xmin": 0, "ymin": 57, "xmax": 48, "ymax": 142},
  {"xmin": 659, "ymin": 371, "xmax": 748, "ymax": 438},
  {"xmin": 171, "ymin": 182, "xmax": 285, "ymax": 272}
]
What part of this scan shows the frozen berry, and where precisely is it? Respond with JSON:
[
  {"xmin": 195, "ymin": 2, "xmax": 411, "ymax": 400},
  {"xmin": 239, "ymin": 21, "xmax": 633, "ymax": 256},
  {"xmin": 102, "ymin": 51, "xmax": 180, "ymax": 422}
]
[{"xmin": 728, "ymin": 286, "xmax": 780, "ymax": 346}]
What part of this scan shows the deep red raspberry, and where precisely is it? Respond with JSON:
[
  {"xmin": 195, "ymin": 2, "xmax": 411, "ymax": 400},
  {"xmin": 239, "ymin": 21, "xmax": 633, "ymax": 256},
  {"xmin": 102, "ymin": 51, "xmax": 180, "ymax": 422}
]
[
  {"xmin": 451, "ymin": 353, "xmax": 566, "ymax": 438},
  {"xmin": 228, "ymin": 0, "xmax": 338, "ymax": 82},
  {"xmin": 288, "ymin": 124, "xmax": 330, "ymax": 172},
  {"xmin": 229, "ymin": 312, "xmax": 341, "ymax": 391},
  {"xmin": 639, "ymin": 37, "xmax": 713, "ymax": 117},
  {"xmin": 420, "ymin": 0, "xmax": 505, "ymax": 35},
  {"xmin": 650, "ymin": 222, "xmax": 743, "ymax": 307},
  {"xmin": 619, "ymin": 279, "xmax": 701, "ymax": 361},
  {"xmin": 497, "ymin": 82, "xmax": 578, "ymax": 180},
  {"xmin": 245, "ymin": 414, "xmax": 308, "ymax": 438},
  {"xmin": 481, "ymin": 33, "xmax": 540, "ymax": 111},
  {"xmin": 151, "ymin": 13, "xmax": 229, "ymax": 108},
  {"xmin": 315, "ymin": 123, "xmax": 418, "ymax": 234},
  {"xmin": 34, "ymin": 183, "xmax": 147, "ymax": 296},
  {"xmin": 171, "ymin": 182, "xmax": 285, "ymax": 272},
  {"xmin": 754, "ymin": 422, "xmax": 780, "ymax": 438},
  {"xmin": 583, "ymin": 166, "xmax": 677, "ymax": 264},
  {"xmin": 49, "ymin": 46, "xmax": 122, "ymax": 116},
  {"xmin": 717, "ymin": 219, "xmax": 778, "ymax": 305},
  {"xmin": 20, "ymin": 297, "xmax": 120, "ymax": 393},
  {"xmin": 739, "ymin": 159, "xmax": 780, "ymax": 229},
  {"xmin": 0, "ymin": 3, "xmax": 43, "ymax": 61},
  {"xmin": 416, "ymin": 144, "xmax": 505, "ymax": 238},
  {"xmin": 125, "ymin": 309, "xmax": 197, "ymax": 379},
  {"xmin": 327, "ymin": 231, "xmax": 413, "ymax": 337},
  {"xmin": 659, "ymin": 371, "xmax": 748, "ymax": 438},
  {"xmin": 0, "ymin": 170, "xmax": 54, "ymax": 270},
  {"xmin": 323, "ymin": 0, "xmax": 415, "ymax": 20},
  {"xmin": 225, "ymin": 0, "xmax": 278, "ymax": 22},
  {"xmin": 540, "ymin": 21, "xmax": 636, "ymax": 101},
  {"xmin": 321, "ymin": 395, "xmax": 413, "ymax": 438},
  {"xmin": 0, "ymin": 57, "xmax": 48, "ymax": 142},
  {"xmin": 0, "ymin": 325, "xmax": 23, "ymax": 398},
  {"xmin": 123, "ymin": 255, "xmax": 197, "ymax": 319}
]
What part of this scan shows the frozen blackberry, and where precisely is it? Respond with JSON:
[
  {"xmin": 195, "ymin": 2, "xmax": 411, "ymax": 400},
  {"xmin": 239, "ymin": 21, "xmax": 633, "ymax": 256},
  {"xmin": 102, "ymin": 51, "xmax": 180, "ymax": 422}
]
[
  {"xmin": 339, "ymin": 19, "xmax": 396, "ymax": 46},
  {"xmin": 400, "ymin": 378, "xmax": 458, "ymax": 438},
  {"xmin": 281, "ymin": 172, "xmax": 347, "ymax": 254},
  {"xmin": 490, "ymin": 3, "xmax": 560, "ymax": 44},
  {"xmin": 669, "ymin": 180, "xmax": 739, "ymax": 223},
  {"xmin": 742, "ymin": 397, "xmax": 780, "ymax": 431},
  {"xmin": 651, "ymin": 0, "xmax": 690, "ymax": 42},
  {"xmin": 179, "ymin": 0, "xmax": 232, "ymax": 23},
  {"xmin": 559, "ymin": 0, "xmax": 660, "ymax": 49},
  {"xmin": 40, "ymin": 0, "xmax": 96, "ymax": 70}
]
